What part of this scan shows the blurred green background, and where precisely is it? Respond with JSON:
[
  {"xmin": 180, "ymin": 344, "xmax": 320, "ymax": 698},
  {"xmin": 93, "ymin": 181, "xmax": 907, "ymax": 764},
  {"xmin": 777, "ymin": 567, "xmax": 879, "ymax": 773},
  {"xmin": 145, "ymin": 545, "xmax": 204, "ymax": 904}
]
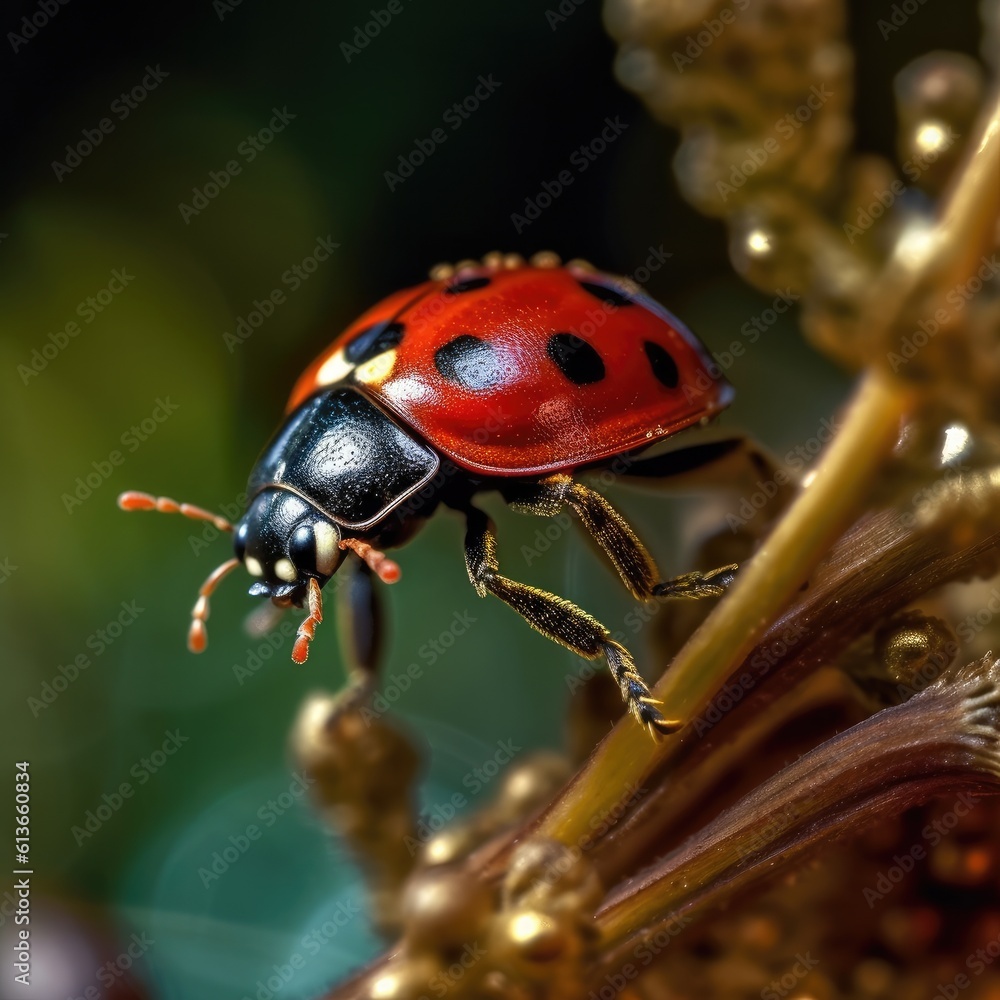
[{"xmin": 0, "ymin": 1, "xmax": 981, "ymax": 998}]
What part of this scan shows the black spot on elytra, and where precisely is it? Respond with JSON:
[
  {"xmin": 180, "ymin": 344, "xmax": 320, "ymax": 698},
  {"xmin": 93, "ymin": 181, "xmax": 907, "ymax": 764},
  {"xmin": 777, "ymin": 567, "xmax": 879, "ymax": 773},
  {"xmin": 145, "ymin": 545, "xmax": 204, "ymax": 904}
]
[
  {"xmin": 547, "ymin": 333, "xmax": 606, "ymax": 386},
  {"xmin": 444, "ymin": 276, "xmax": 491, "ymax": 295},
  {"xmin": 345, "ymin": 322, "xmax": 405, "ymax": 365},
  {"xmin": 644, "ymin": 341, "xmax": 679, "ymax": 388},
  {"xmin": 579, "ymin": 280, "xmax": 634, "ymax": 308},
  {"xmin": 434, "ymin": 334, "xmax": 504, "ymax": 390}
]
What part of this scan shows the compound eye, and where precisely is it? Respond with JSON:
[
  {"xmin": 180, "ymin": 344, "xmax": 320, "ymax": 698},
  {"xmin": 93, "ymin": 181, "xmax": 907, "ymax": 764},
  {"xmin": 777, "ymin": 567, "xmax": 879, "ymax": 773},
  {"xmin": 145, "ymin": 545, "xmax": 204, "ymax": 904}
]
[
  {"xmin": 289, "ymin": 524, "xmax": 316, "ymax": 574},
  {"xmin": 233, "ymin": 522, "xmax": 249, "ymax": 563}
]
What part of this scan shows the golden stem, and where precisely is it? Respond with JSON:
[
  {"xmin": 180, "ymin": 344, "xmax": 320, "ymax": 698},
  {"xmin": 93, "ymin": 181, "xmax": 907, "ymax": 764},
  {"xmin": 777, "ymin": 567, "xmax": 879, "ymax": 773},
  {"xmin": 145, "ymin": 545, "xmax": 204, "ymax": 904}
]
[
  {"xmin": 538, "ymin": 87, "xmax": 1000, "ymax": 849},
  {"xmin": 594, "ymin": 653, "xmax": 1000, "ymax": 953},
  {"xmin": 540, "ymin": 369, "xmax": 909, "ymax": 844}
]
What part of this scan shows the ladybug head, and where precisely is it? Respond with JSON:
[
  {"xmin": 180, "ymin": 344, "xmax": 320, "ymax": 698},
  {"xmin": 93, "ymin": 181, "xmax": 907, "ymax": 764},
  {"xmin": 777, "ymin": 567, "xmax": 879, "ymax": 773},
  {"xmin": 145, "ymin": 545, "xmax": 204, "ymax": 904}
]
[
  {"xmin": 118, "ymin": 485, "xmax": 399, "ymax": 663},
  {"xmin": 234, "ymin": 488, "xmax": 345, "ymax": 604},
  {"xmin": 117, "ymin": 486, "xmax": 346, "ymax": 662}
]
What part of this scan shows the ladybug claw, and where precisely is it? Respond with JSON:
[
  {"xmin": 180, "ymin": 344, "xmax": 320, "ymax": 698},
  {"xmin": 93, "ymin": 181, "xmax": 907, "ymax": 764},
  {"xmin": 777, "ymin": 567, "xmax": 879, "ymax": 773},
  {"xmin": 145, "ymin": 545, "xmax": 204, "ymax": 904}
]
[
  {"xmin": 637, "ymin": 695, "xmax": 682, "ymax": 738},
  {"xmin": 653, "ymin": 563, "xmax": 738, "ymax": 600},
  {"xmin": 645, "ymin": 714, "xmax": 682, "ymax": 739}
]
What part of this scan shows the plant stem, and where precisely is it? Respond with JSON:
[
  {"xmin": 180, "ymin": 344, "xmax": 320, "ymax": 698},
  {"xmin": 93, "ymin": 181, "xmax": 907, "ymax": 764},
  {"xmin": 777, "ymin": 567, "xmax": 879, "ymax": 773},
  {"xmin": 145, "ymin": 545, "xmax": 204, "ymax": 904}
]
[
  {"xmin": 540, "ymin": 369, "xmax": 910, "ymax": 844},
  {"xmin": 594, "ymin": 653, "xmax": 1000, "ymax": 955},
  {"xmin": 537, "ymin": 89, "xmax": 1000, "ymax": 850}
]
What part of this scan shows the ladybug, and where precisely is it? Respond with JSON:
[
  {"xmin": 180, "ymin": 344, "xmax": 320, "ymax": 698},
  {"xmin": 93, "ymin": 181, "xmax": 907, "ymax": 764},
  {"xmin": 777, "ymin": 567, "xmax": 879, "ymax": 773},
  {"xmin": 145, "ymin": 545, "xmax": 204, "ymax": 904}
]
[{"xmin": 119, "ymin": 251, "xmax": 738, "ymax": 737}]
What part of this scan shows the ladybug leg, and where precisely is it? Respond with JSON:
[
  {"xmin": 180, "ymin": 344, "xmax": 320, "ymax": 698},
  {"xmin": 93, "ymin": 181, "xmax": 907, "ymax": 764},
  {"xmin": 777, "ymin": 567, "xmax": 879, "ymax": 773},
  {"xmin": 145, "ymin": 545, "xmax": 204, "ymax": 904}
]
[
  {"xmin": 462, "ymin": 504, "xmax": 679, "ymax": 737},
  {"xmin": 505, "ymin": 476, "xmax": 737, "ymax": 602},
  {"xmin": 333, "ymin": 558, "xmax": 385, "ymax": 697},
  {"xmin": 613, "ymin": 437, "xmax": 748, "ymax": 480},
  {"xmin": 616, "ymin": 434, "xmax": 794, "ymax": 505}
]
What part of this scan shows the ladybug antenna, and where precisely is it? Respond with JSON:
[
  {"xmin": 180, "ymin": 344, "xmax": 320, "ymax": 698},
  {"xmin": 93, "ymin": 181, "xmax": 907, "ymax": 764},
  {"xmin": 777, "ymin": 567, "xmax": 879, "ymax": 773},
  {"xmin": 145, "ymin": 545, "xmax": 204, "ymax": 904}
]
[
  {"xmin": 292, "ymin": 577, "xmax": 324, "ymax": 664},
  {"xmin": 117, "ymin": 490, "xmax": 233, "ymax": 532},
  {"xmin": 118, "ymin": 491, "xmax": 239, "ymax": 654},
  {"xmin": 188, "ymin": 557, "xmax": 241, "ymax": 653}
]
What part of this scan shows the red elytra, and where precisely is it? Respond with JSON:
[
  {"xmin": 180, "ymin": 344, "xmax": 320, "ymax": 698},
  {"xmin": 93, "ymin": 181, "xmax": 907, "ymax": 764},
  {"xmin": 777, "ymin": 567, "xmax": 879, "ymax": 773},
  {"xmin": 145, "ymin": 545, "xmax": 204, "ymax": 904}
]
[{"xmin": 288, "ymin": 259, "xmax": 733, "ymax": 476}]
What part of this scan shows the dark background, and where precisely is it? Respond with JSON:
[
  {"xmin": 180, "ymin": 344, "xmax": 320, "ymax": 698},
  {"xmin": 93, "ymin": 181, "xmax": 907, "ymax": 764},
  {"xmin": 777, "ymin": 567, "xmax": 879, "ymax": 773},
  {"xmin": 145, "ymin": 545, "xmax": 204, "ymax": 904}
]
[{"xmin": 0, "ymin": 2, "xmax": 981, "ymax": 998}]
